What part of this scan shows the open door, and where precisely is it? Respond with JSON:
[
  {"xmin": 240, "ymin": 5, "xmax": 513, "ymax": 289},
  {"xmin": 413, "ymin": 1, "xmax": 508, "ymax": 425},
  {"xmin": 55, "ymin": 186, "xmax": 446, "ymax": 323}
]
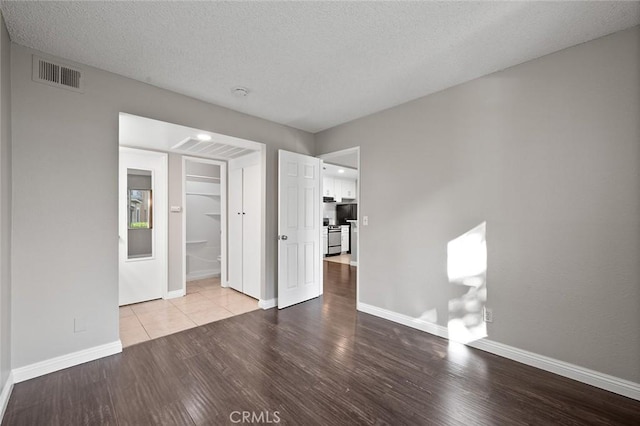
[{"xmin": 278, "ymin": 150, "xmax": 322, "ymax": 308}]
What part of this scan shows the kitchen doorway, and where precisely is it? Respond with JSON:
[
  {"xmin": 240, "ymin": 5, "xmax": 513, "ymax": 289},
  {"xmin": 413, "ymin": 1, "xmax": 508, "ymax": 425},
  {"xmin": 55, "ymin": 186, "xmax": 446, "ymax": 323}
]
[{"xmin": 318, "ymin": 147, "xmax": 360, "ymax": 306}]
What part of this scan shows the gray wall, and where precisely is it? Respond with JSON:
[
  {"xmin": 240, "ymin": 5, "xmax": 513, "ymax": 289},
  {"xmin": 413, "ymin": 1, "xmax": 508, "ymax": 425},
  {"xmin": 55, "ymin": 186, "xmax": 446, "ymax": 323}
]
[
  {"xmin": 168, "ymin": 153, "xmax": 183, "ymax": 292},
  {"xmin": 316, "ymin": 27, "xmax": 640, "ymax": 383},
  {"xmin": 10, "ymin": 43, "xmax": 314, "ymax": 368},
  {"xmin": 0, "ymin": 14, "xmax": 11, "ymax": 386}
]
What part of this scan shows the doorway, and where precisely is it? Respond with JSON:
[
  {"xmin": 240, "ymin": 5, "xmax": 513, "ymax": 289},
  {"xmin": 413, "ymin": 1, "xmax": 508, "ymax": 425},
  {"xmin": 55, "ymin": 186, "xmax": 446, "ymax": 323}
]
[
  {"xmin": 275, "ymin": 147, "xmax": 360, "ymax": 310},
  {"xmin": 118, "ymin": 113, "xmax": 267, "ymax": 347},
  {"xmin": 118, "ymin": 147, "xmax": 168, "ymax": 306},
  {"xmin": 183, "ymin": 157, "xmax": 227, "ymax": 285},
  {"xmin": 318, "ymin": 147, "xmax": 360, "ymax": 304}
]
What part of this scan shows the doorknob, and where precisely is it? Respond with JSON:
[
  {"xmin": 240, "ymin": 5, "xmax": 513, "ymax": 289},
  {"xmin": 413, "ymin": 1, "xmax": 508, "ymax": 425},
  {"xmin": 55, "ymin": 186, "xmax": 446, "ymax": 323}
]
[{"xmin": 279, "ymin": 235, "xmax": 288, "ymax": 240}]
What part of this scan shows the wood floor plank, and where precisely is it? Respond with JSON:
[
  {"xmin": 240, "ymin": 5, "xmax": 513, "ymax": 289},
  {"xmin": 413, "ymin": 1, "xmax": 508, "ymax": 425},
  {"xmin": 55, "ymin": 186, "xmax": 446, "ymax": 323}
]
[{"xmin": 3, "ymin": 261, "xmax": 640, "ymax": 425}]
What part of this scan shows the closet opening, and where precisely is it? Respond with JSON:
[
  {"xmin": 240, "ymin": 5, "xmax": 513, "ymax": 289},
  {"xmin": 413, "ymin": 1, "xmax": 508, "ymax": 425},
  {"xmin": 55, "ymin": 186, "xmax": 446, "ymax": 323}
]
[
  {"xmin": 183, "ymin": 157, "xmax": 227, "ymax": 286},
  {"xmin": 118, "ymin": 112, "xmax": 266, "ymax": 347}
]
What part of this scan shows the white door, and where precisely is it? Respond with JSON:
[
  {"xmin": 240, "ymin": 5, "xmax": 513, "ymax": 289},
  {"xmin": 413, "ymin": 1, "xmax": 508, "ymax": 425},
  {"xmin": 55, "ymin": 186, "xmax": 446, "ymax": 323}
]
[
  {"xmin": 119, "ymin": 147, "xmax": 168, "ymax": 306},
  {"xmin": 228, "ymin": 167, "xmax": 243, "ymax": 292},
  {"xmin": 227, "ymin": 164, "xmax": 261, "ymax": 299},
  {"xmin": 242, "ymin": 164, "xmax": 261, "ymax": 299},
  {"xmin": 278, "ymin": 150, "xmax": 322, "ymax": 309}
]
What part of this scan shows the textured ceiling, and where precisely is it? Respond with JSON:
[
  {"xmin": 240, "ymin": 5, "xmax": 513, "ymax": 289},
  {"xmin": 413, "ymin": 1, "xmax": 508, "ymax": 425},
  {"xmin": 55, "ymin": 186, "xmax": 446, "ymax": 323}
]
[{"xmin": 2, "ymin": 1, "xmax": 639, "ymax": 133}]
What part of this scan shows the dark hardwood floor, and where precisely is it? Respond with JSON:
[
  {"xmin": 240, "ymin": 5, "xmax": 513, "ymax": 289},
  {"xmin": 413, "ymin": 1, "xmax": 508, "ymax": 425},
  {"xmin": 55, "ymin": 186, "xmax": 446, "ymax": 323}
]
[{"xmin": 4, "ymin": 261, "xmax": 640, "ymax": 425}]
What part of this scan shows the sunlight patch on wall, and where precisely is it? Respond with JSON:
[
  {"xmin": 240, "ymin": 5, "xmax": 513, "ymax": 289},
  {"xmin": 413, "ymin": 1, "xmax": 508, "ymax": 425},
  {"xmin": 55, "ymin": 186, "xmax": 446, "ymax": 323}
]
[{"xmin": 447, "ymin": 222, "xmax": 487, "ymax": 344}]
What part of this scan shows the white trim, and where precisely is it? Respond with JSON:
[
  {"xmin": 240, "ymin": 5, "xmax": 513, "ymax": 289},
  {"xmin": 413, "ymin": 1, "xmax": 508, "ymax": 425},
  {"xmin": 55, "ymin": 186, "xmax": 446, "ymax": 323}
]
[
  {"xmin": 318, "ymin": 159, "xmax": 324, "ymax": 297},
  {"xmin": 350, "ymin": 261, "xmax": 358, "ymax": 267},
  {"xmin": 186, "ymin": 270, "xmax": 220, "ymax": 282},
  {"xmin": 163, "ymin": 289, "xmax": 185, "ymax": 300},
  {"xmin": 258, "ymin": 298, "xmax": 277, "ymax": 309},
  {"xmin": 317, "ymin": 146, "xmax": 360, "ymax": 163},
  {"xmin": 357, "ymin": 302, "xmax": 448, "ymax": 338},
  {"xmin": 0, "ymin": 372, "xmax": 14, "ymax": 422},
  {"xmin": 467, "ymin": 338, "xmax": 640, "ymax": 401},
  {"xmin": 12, "ymin": 341, "xmax": 122, "ymax": 383},
  {"xmin": 357, "ymin": 302, "xmax": 640, "ymax": 401}
]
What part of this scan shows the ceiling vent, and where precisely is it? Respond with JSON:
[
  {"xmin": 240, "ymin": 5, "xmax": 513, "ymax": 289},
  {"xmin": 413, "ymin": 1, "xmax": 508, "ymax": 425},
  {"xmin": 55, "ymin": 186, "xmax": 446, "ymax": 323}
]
[
  {"xmin": 32, "ymin": 55, "xmax": 84, "ymax": 93},
  {"xmin": 172, "ymin": 137, "xmax": 254, "ymax": 159}
]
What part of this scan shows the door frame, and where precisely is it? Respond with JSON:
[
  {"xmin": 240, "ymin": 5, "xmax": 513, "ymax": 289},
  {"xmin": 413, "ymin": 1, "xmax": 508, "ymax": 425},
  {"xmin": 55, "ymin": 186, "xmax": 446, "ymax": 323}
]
[
  {"xmin": 119, "ymin": 112, "xmax": 267, "ymax": 307},
  {"xmin": 317, "ymin": 146, "xmax": 361, "ymax": 306},
  {"xmin": 182, "ymin": 156, "xmax": 228, "ymax": 294}
]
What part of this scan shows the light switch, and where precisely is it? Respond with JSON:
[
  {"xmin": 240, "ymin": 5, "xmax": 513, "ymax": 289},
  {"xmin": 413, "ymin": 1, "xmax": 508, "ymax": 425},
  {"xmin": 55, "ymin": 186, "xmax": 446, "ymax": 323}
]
[
  {"xmin": 170, "ymin": 206, "xmax": 182, "ymax": 212},
  {"xmin": 362, "ymin": 216, "xmax": 369, "ymax": 226}
]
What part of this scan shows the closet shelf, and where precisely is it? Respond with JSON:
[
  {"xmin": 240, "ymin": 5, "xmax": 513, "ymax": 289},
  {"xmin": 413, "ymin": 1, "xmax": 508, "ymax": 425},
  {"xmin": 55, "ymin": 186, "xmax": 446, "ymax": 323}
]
[
  {"xmin": 186, "ymin": 240, "xmax": 207, "ymax": 244},
  {"xmin": 186, "ymin": 174, "xmax": 221, "ymax": 181},
  {"xmin": 186, "ymin": 192, "xmax": 220, "ymax": 197}
]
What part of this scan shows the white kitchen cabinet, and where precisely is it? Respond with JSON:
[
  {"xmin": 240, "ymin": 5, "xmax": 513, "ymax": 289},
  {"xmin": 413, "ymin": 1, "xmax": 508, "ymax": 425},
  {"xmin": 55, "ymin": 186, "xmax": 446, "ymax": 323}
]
[
  {"xmin": 341, "ymin": 225, "xmax": 349, "ymax": 252},
  {"xmin": 322, "ymin": 177, "xmax": 335, "ymax": 198},
  {"xmin": 322, "ymin": 227, "xmax": 328, "ymax": 255},
  {"xmin": 323, "ymin": 176, "xmax": 357, "ymax": 201},
  {"xmin": 340, "ymin": 179, "xmax": 356, "ymax": 200}
]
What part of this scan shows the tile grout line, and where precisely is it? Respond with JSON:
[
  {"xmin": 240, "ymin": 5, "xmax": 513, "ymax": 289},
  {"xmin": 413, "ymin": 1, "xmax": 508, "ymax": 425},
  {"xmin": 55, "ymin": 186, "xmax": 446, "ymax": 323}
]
[
  {"xmin": 134, "ymin": 310, "xmax": 153, "ymax": 343},
  {"xmin": 120, "ymin": 279, "xmax": 258, "ymax": 346}
]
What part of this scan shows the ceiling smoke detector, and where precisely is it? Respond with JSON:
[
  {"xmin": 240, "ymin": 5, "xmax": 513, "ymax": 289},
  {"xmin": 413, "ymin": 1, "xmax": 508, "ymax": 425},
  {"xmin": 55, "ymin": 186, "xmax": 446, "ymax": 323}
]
[{"xmin": 232, "ymin": 86, "xmax": 249, "ymax": 97}]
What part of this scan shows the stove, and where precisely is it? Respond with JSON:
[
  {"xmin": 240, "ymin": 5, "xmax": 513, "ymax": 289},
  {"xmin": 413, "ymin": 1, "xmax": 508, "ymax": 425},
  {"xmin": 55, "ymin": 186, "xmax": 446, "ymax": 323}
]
[{"xmin": 327, "ymin": 226, "xmax": 342, "ymax": 255}]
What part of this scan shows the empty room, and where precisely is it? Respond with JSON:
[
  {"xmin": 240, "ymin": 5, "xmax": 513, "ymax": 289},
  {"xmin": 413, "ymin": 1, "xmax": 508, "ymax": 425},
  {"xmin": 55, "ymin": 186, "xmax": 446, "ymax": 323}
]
[{"xmin": 0, "ymin": 1, "xmax": 639, "ymax": 425}]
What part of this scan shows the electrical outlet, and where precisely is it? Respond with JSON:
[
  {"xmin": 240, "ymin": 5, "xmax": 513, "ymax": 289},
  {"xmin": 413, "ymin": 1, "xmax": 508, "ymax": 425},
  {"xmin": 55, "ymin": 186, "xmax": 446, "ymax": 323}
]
[
  {"xmin": 483, "ymin": 307, "xmax": 493, "ymax": 323},
  {"xmin": 74, "ymin": 317, "xmax": 86, "ymax": 333}
]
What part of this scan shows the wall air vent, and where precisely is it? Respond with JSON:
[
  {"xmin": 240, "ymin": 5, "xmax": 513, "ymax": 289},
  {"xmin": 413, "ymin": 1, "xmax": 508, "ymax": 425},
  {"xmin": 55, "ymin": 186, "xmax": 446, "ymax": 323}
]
[{"xmin": 32, "ymin": 55, "xmax": 84, "ymax": 93}]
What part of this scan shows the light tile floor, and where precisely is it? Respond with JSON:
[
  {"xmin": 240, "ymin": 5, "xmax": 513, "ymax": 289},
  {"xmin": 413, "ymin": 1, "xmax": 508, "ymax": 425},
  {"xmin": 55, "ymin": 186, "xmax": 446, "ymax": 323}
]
[
  {"xmin": 119, "ymin": 277, "xmax": 259, "ymax": 347},
  {"xmin": 324, "ymin": 253, "xmax": 351, "ymax": 265}
]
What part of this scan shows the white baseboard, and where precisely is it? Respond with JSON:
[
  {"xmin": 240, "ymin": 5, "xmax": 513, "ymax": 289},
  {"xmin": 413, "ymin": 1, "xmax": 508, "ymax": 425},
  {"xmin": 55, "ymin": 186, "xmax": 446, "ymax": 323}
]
[
  {"xmin": 357, "ymin": 302, "xmax": 640, "ymax": 401},
  {"xmin": 12, "ymin": 340, "xmax": 122, "ymax": 383},
  {"xmin": 357, "ymin": 302, "xmax": 448, "ymax": 338},
  {"xmin": 186, "ymin": 270, "xmax": 220, "ymax": 281},
  {"xmin": 350, "ymin": 261, "xmax": 358, "ymax": 267},
  {"xmin": 0, "ymin": 372, "xmax": 14, "ymax": 422},
  {"xmin": 467, "ymin": 338, "xmax": 640, "ymax": 401},
  {"xmin": 163, "ymin": 289, "xmax": 185, "ymax": 300},
  {"xmin": 259, "ymin": 298, "xmax": 277, "ymax": 309}
]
